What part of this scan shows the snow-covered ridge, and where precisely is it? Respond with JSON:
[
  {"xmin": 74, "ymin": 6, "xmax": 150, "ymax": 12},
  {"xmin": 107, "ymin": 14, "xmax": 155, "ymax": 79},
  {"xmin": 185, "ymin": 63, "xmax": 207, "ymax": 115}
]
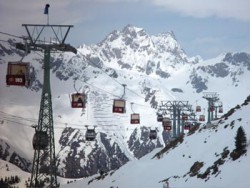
[{"xmin": 0, "ymin": 24, "xmax": 250, "ymax": 184}]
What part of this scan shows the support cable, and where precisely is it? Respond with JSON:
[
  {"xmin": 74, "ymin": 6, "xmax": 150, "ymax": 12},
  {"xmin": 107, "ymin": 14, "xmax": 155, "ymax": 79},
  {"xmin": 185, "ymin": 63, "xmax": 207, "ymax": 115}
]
[
  {"xmin": 76, "ymin": 49, "xmax": 147, "ymax": 100},
  {"xmin": 0, "ymin": 31, "xmax": 24, "ymax": 39}
]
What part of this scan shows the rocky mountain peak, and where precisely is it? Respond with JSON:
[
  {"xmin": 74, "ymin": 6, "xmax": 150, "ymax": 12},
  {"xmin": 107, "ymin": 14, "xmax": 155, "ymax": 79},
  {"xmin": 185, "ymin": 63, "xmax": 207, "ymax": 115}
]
[
  {"xmin": 98, "ymin": 30, "xmax": 120, "ymax": 45},
  {"xmin": 121, "ymin": 24, "xmax": 147, "ymax": 38},
  {"xmin": 151, "ymin": 31, "xmax": 185, "ymax": 57},
  {"xmin": 86, "ymin": 25, "xmax": 189, "ymax": 77},
  {"xmin": 223, "ymin": 52, "xmax": 250, "ymax": 70}
]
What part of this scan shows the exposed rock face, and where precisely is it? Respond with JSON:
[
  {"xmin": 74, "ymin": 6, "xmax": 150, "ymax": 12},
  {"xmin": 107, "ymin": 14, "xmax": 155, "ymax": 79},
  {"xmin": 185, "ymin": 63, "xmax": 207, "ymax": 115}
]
[
  {"xmin": 57, "ymin": 127, "xmax": 163, "ymax": 178},
  {"xmin": 0, "ymin": 139, "xmax": 31, "ymax": 172}
]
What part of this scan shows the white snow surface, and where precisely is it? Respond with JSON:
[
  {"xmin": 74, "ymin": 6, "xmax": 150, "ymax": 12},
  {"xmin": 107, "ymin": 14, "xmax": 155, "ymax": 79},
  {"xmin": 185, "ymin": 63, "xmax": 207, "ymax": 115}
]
[{"xmin": 61, "ymin": 102, "xmax": 250, "ymax": 188}]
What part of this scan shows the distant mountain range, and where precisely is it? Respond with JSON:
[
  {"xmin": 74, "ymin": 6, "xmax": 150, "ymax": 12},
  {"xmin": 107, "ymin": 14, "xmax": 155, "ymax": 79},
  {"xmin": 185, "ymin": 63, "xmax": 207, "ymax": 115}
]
[{"xmin": 0, "ymin": 24, "xmax": 249, "ymax": 179}]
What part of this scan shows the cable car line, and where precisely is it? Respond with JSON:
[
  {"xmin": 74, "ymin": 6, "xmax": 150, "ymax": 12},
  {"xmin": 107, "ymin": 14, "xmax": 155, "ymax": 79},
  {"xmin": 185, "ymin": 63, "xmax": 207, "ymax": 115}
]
[
  {"xmin": 0, "ymin": 111, "xmax": 37, "ymax": 123},
  {"xmin": 0, "ymin": 31, "xmax": 24, "ymax": 39},
  {"xmin": 0, "ymin": 30, "xmax": 73, "ymax": 50},
  {"xmin": 0, "ymin": 101, "xmax": 152, "ymax": 131},
  {"xmin": 0, "ymin": 39, "xmax": 12, "ymax": 43},
  {"xmin": 0, "ymin": 111, "xmax": 144, "ymax": 132},
  {"xmin": 76, "ymin": 50, "xmax": 123, "ymax": 87},
  {"xmin": 82, "ymin": 54, "xmax": 123, "ymax": 87},
  {"xmin": 0, "ymin": 116, "xmax": 143, "ymax": 132},
  {"xmin": 1, "ymin": 33, "xmax": 155, "ymax": 110},
  {"xmin": 0, "ymin": 30, "xmax": 203, "ymax": 113},
  {"xmin": 2, "ymin": 32, "xmax": 162, "ymax": 137},
  {"xmin": 76, "ymin": 49, "xmax": 147, "ymax": 100},
  {"xmin": 78, "ymin": 79, "xmax": 120, "ymax": 99},
  {"xmin": 0, "ymin": 118, "xmax": 34, "ymax": 128},
  {"xmin": 125, "ymin": 87, "xmax": 146, "ymax": 100},
  {"xmin": 0, "ymin": 107, "xmax": 160, "ymax": 140},
  {"xmin": 75, "ymin": 76, "xmax": 152, "ymax": 109},
  {"xmin": 0, "ymin": 108, "xmax": 158, "ymax": 131},
  {"xmin": 0, "ymin": 111, "xmax": 85, "ymax": 128}
]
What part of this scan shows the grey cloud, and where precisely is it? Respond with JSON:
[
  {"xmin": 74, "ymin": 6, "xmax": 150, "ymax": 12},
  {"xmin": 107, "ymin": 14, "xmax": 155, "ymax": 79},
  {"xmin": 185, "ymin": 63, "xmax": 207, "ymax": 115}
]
[{"xmin": 151, "ymin": 0, "xmax": 250, "ymax": 21}]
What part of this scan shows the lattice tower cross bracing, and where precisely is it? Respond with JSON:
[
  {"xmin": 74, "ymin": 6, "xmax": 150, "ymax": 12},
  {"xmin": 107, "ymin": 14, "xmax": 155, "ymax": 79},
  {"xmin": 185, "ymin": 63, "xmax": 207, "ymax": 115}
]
[{"xmin": 158, "ymin": 101, "xmax": 192, "ymax": 138}]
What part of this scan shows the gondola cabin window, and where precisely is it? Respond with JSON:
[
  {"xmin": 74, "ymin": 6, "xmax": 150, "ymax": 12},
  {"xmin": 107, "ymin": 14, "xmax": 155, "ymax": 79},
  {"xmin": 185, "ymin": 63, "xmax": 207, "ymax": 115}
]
[
  {"xmin": 113, "ymin": 99, "xmax": 126, "ymax": 113},
  {"xmin": 71, "ymin": 93, "xmax": 85, "ymax": 108},
  {"xmin": 130, "ymin": 113, "xmax": 140, "ymax": 124},
  {"xmin": 6, "ymin": 62, "xmax": 30, "ymax": 86},
  {"xmin": 163, "ymin": 125, "xmax": 172, "ymax": 131}
]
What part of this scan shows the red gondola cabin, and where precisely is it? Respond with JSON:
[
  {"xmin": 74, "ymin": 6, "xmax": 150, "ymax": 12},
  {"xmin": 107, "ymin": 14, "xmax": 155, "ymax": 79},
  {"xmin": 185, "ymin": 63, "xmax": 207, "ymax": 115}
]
[
  {"xmin": 210, "ymin": 106, "xmax": 215, "ymax": 112},
  {"xmin": 182, "ymin": 114, "xmax": 188, "ymax": 121},
  {"xmin": 196, "ymin": 105, "xmax": 201, "ymax": 112},
  {"xmin": 71, "ymin": 93, "xmax": 85, "ymax": 108},
  {"xmin": 130, "ymin": 113, "xmax": 140, "ymax": 124},
  {"xmin": 184, "ymin": 122, "xmax": 191, "ymax": 130},
  {"xmin": 6, "ymin": 62, "xmax": 30, "ymax": 86},
  {"xmin": 113, "ymin": 99, "xmax": 126, "ymax": 113},
  {"xmin": 199, "ymin": 115, "xmax": 205, "ymax": 121},
  {"xmin": 162, "ymin": 117, "xmax": 171, "ymax": 131}
]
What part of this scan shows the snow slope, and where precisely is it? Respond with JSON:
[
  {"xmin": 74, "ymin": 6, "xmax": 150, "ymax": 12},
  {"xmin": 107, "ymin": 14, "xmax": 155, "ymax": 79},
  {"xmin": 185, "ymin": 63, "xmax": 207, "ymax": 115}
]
[{"xmin": 62, "ymin": 96, "xmax": 250, "ymax": 188}]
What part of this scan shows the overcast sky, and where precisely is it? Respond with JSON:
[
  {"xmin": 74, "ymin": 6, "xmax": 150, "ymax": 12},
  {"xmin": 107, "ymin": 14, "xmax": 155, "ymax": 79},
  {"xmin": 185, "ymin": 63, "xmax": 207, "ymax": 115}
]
[{"xmin": 0, "ymin": 0, "xmax": 249, "ymax": 59}]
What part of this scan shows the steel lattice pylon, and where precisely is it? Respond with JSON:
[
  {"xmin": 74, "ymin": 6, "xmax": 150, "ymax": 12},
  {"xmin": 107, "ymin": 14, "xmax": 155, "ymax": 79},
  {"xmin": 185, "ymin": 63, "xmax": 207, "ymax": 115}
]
[
  {"xmin": 16, "ymin": 23, "xmax": 77, "ymax": 188},
  {"xmin": 30, "ymin": 49, "xmax": 58, "ymax": 187},
  {"xmin": 202, "ymin": 92, "xmax": 219, "ymax": 124},
  {"xmin": 158, "ymin": 101, "xmax": 192, "ymax": 138}
]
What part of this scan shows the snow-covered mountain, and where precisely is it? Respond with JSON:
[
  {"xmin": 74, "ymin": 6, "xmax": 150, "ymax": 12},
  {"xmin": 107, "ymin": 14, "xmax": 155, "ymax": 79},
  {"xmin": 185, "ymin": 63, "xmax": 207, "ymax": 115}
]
[
  {"xmin": 1, "ymin": 96, "xmax": 250, "ymax": 187},
  {"xmin": 0, "ymin": 24, "xmax": 249, "ymax": 185},
  {"xmin": 62, "ymin": 95, "xmax": 250, "ymax": 188}
]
